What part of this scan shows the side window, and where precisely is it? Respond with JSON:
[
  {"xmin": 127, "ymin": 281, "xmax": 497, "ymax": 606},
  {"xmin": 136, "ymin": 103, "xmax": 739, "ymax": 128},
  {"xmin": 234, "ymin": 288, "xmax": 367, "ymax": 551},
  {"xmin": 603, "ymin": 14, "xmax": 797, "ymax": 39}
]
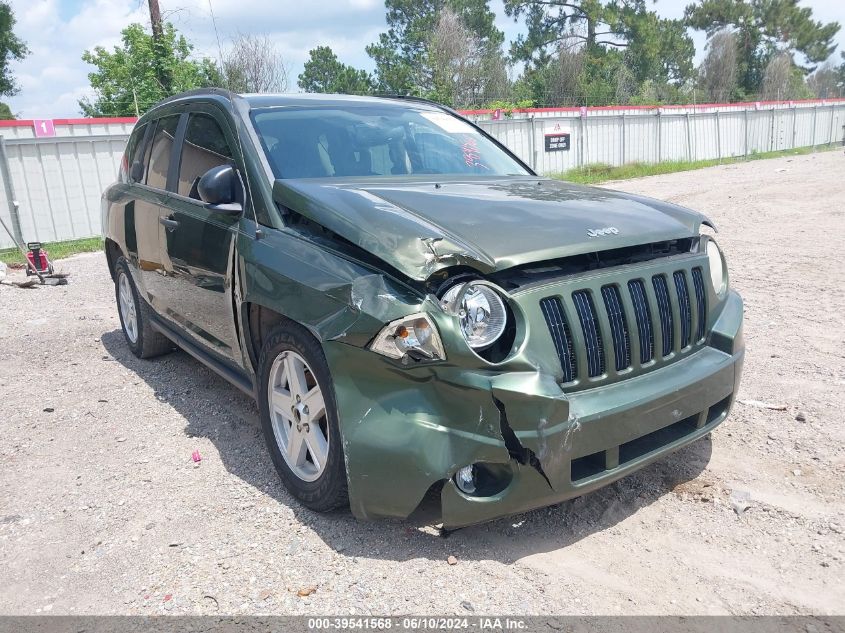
[
  {"xmin": 120, "ymin": 123, "xmax": 146, "ymax": 183},
  {"xmin": 126, "ymin": 124, "xmax": 146, "ymax": 165},
  {"xmin": 145, "ymin": 115, "xmax": 180, "ymax": 190},
  {"xmin": 177, "ymin": 113, "xmax": 234, "ymax": 199}
]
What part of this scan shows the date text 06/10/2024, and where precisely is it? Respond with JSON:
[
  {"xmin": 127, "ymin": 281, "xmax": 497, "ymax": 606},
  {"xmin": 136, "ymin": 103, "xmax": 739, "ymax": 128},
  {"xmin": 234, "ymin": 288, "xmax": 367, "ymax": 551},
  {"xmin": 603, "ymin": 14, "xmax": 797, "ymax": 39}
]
[{"xmin": 307, "ymin": 617, "xmax": 528, "ymax": 630}]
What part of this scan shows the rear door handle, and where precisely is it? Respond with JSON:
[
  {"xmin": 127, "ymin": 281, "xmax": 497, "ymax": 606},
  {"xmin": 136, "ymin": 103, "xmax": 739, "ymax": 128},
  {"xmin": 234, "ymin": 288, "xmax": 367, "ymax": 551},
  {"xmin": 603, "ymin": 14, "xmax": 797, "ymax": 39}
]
[{"xmin": 159, "ymin": 216, "xmax": 180, "ymax": 231}]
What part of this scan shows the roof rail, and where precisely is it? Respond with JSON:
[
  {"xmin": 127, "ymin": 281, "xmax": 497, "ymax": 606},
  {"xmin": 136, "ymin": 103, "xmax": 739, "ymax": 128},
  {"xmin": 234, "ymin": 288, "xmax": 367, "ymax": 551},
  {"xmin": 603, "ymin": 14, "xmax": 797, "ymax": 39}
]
[
  {"xmin": 375, "ymin": 93, "xmax": 463, "ymax": 116},
  {"xmin": 155, "ymin": 87, "xmax": 239, "ymax": 108},
  {"xmin": 376, "ymin": 93, "xmax": 439, "ymax": 106}
]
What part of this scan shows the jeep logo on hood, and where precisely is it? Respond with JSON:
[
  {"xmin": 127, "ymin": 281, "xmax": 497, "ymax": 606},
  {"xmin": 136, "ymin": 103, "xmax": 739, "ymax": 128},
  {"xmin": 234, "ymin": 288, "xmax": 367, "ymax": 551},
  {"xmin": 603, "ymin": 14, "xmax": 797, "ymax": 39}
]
[{"xmin": 587, "ymin": 226, "xmax": 620, "ymax": 238}]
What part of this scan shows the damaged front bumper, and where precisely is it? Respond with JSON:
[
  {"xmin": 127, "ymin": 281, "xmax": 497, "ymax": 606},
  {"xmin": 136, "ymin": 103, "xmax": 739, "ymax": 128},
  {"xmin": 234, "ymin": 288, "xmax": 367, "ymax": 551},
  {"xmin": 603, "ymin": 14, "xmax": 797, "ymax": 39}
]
[{"xmin": 324, "ymin": 289, "xmax": 744, "ymax": 528}]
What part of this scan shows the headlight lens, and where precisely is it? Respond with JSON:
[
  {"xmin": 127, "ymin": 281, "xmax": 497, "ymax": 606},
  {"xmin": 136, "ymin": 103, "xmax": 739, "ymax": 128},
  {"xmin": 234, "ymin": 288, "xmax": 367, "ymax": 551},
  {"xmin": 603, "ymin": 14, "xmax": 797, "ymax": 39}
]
[
  {"xmin": 706, "ymin": 239, "xmax": 727, "ymax": 297},
  {"xmin": 441, "ymin": 281, "xmax": 508, "ymax": 350},
  {"xmin": 370, "ymin": 313, "xmax": 446, "ymax": 362}
]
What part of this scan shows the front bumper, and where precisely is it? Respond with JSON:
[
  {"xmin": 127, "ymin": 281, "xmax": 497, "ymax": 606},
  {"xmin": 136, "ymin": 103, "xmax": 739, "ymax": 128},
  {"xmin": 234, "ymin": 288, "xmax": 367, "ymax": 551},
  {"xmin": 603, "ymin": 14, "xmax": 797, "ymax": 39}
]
[{"xmin": 324, "ymin": 290, "xmax": 744, "ymax": 528}]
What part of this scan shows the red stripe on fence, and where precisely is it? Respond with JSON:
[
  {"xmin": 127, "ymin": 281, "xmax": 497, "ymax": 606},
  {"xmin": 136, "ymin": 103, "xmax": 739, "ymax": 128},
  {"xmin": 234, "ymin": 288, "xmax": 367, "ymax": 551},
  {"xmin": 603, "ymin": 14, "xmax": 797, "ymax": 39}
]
[
  {"xmin": 0, "ymin": 117, "xmax": 138, "ymax": 128},
  {"xmin": 459, "ymin": 97, "xmax": 845, "ymax": 116}
]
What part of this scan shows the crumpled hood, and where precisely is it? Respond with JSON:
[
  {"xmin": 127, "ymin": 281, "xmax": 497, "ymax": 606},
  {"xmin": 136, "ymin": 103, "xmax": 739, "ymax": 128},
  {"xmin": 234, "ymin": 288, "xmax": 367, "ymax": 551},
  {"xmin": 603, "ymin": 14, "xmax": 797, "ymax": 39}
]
[{"xmin": 273, "ymin": 176, "xmax": 709, "ymax": 282}]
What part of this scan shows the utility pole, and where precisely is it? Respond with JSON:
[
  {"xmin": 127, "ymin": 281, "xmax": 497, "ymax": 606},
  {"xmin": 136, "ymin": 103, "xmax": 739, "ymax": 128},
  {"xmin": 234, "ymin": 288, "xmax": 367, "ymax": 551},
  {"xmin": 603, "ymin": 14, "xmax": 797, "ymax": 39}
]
[
  {"xmin": 148, "ymin": 0, "xmax": 163, "ymax": 41},
  {"xmin": 147, "ymin": 0, "xmax": 171, "ymax": 93}
]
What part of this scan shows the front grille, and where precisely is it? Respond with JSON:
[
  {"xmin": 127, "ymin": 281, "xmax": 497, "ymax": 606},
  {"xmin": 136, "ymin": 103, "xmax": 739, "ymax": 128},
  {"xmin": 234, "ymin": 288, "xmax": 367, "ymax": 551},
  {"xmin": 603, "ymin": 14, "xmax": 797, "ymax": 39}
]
[
  {"xmin": 673, "ymin": 270, "xmax": 692, "ymax": 348},
  {"xmin": 601, "ymin": 285, "xmax": 630, "ymax": 371},
  {"xmin": 691, "ymin": 267, "xmax": 707, "ymax": 341},
  {"xmin": 541, "ymin": 261, "xmax": 710, "ymax": 386},
  {"xmin": 652, "ymin": 274, "xmax": 674, "ymax": 357},
  {"xmin": 539, "ymin": 297, "xmax": 577, "ymax": 383},
  {"xmin": 572, "ymin": 290, "xmax": 605, "ymax": 377},
  {"xmin": 628, "ymin": 279, "xmax": 654, "ymax": 363}
]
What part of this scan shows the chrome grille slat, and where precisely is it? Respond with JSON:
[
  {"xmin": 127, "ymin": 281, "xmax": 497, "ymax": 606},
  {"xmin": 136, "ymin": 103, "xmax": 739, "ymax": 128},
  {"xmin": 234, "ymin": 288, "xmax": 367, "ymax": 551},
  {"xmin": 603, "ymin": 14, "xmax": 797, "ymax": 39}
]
[
  {"xmin": 652, "ymin": 275, "xmax": 674, "ymax": 357},
  {"xmin": 539, "ymin": 297, "xmax": 577, "ymax": 383},
  {"xmin": 601, "ymin": 285, "xmax": 631, "ymax": 371},
  {"xmin": 673, "ymin": 270, "xmax": 692, "ymax": 348},
  {"xmin": 691, "ymin": 267, "xmax": 707, "ymax": 342},
  {"xmin": 572, "ymin": 290, "xmax": 605, "ymax": 377},
  {"xmin": 628, "ymin": 279, "xmax": 654, "ymax": 363}
]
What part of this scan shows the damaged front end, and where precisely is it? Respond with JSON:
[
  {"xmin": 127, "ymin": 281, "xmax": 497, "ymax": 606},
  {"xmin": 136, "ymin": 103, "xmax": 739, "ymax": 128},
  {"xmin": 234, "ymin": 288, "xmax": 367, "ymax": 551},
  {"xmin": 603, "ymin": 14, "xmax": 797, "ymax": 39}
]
[
  {"xmin": 315, "ymin": 240, "xmax": 744, "ymax": 528},
  {"xmin": 255, "ymin": 178, "xmax": 743, "ymax": 528}
]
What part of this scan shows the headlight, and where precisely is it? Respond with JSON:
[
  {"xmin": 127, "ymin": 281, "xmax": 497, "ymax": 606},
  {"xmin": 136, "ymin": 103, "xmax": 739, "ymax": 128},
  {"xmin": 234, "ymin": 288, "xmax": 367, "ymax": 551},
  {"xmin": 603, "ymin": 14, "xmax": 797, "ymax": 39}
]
[
  {"xmin": 706, "ymin": 239, "xmax": 727, "ymax": 297},
  {"xmin": 441, "ymin": 281, "xmax": 508, "ymax": 350},
  {"xmin": 370, "ymin": 313, "xmax": 446, "ymax": 362}
]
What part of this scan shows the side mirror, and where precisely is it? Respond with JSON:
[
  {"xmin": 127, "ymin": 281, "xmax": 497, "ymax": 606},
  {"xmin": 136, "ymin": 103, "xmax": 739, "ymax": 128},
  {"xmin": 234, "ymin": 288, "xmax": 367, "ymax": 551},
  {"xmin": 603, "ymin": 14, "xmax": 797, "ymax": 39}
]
[{"xmin": 198, "ymin": 164, "xmax": 242, "ymax": 214}]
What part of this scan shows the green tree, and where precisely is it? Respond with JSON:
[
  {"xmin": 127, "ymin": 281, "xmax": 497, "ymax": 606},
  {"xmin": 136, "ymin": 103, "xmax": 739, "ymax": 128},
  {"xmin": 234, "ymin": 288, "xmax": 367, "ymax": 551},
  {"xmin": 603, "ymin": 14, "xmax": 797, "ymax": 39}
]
[
  {"xmin": 0, "ymin": 101, "xmax": 14, "ymax": 119},
  {"xmin": 297, "ymin": 46, "xmax": 375, "ymax": 94},
  {"xmin": 504, "ymin": 0, "xmax": 693, "ymax": 85},
  {"xmin": 79, "ymin": 23, "xmax": 221, "ymax": 117},
  {"xmin": 366, "ymin": 0, "xmax": 504, "ymax": 94},
  {"xmin": 0, "ymin": 1, "xmax": 29, "ymax": 97},
  {"xmin": 620, "ymin": 7, "xmax": 694, "ymax": 86},
  {"xmin": 685, "ymin": 0, "xmax": 840, "ymax": 96}
]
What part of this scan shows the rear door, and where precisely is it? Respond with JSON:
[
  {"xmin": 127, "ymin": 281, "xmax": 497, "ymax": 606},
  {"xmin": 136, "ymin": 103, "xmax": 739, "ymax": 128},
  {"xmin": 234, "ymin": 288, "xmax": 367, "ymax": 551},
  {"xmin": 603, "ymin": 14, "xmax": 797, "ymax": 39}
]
[
  {"xmin": 156, "ymin": 104, "xmax": 242, "ymax": 361},
  {"xmin": 127, "ymin": 113, "xmax": 181, "ymax": 309}
]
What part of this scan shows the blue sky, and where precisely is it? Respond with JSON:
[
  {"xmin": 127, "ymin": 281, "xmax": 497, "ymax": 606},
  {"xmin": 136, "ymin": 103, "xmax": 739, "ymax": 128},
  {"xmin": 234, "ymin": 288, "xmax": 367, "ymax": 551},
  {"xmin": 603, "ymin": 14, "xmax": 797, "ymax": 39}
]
[{"xmin": 6, "ymin": 0, "xmax": 845, "ymax": 119}]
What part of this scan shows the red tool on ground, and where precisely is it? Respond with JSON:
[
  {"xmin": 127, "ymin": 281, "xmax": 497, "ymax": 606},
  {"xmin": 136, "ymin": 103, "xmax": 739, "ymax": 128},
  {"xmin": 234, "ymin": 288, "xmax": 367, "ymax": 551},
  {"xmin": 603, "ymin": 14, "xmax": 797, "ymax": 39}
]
[
  {"xmin": 0, "ymin": 215, "xmax": 68, "ymax": 286},
  {"xmin": 25, "ymin": 242, "xmax": 54, "ymax": 277}
]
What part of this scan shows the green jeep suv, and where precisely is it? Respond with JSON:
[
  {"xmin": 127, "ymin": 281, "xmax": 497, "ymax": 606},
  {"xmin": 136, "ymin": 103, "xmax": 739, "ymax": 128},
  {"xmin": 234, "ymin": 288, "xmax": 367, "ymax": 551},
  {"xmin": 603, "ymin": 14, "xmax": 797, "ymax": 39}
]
[{"xmin": 102, "ymin": 89, "xmax": 744, "ymax": 527}]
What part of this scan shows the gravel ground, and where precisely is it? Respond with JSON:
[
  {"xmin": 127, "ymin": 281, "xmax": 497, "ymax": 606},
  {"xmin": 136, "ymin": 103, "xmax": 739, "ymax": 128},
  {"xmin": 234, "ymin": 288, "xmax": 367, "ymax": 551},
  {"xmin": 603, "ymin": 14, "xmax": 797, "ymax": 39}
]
[{"xmin": 1, "ymin": 150, "xmax": 843, "ymax": 616}]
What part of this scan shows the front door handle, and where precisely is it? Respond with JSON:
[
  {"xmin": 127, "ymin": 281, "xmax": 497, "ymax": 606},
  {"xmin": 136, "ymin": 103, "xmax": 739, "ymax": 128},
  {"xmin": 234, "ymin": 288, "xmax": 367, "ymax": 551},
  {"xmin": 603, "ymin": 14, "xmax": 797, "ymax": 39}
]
[{"xmin": 159, "ymin": 216, "xmax": 180, "ymax": 231}]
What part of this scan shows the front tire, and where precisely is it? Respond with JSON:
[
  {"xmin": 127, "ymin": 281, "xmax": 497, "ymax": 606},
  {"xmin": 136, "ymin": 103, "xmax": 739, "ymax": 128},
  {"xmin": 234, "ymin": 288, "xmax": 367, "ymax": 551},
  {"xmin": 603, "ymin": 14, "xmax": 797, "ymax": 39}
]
[
  {"xmin": 257, "ymin": 323, "xmax": 347, "ymax": 512},
  {"xmin": 114, "ymin": 257, "xmax": 173, "ymax": 359}
]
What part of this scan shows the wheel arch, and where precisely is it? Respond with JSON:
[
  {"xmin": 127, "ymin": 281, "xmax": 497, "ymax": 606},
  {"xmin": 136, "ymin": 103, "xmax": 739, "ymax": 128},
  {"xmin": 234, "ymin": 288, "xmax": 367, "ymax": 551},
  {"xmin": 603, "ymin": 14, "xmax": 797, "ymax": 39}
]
[
  {"xmin": 243, "ymin": 302, "xmax": 325, "ymax": 374},
  {"xmin": 104, "ymin": 238, "xmax": 123, "ymax": 281}
]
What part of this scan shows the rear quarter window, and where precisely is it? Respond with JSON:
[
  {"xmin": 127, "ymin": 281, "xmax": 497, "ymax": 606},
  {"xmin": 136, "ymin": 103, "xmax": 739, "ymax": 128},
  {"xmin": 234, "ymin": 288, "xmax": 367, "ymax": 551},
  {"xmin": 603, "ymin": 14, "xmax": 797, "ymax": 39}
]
[{"xmin": 121, "ymin": 123, "xmax": 146, "ymax": 182}]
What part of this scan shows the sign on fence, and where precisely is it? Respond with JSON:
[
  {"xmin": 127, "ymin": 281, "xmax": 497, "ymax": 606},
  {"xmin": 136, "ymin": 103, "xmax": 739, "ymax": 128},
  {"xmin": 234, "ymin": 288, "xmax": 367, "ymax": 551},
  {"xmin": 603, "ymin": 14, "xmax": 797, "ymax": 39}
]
[
  {"xmin": 33, "ymin": 119, "xmax": 56, "ymax": 138},
  {"xmin": 544, "ymin": 133, "xmax": 571, "ymax": 152}
]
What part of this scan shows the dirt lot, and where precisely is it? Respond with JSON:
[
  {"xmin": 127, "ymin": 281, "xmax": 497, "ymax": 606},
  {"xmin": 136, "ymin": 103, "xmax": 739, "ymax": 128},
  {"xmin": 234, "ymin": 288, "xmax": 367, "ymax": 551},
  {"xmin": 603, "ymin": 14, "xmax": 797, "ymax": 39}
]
[{"xmin": 1, "ymin": 150, "xmax": 843, "ymax": 616}]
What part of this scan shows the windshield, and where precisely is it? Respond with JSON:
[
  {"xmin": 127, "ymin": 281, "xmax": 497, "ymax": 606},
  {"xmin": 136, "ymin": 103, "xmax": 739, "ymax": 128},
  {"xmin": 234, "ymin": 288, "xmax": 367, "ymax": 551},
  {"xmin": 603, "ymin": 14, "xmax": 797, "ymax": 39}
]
[{"xmin": 250, "ymin": 104, "xmax": 530, "ymax": 179}]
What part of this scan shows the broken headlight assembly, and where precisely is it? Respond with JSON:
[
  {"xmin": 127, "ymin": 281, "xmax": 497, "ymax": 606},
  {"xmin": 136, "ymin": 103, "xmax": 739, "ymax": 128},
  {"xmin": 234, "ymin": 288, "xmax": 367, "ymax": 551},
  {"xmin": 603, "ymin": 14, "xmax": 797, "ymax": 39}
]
[
  {"xmin": 369, "ymin": 313, "xmax": 446, "ymax": 362},
  {"xmin": 440, "ymin": 281, "xmax": 508, "ymax": 350}
]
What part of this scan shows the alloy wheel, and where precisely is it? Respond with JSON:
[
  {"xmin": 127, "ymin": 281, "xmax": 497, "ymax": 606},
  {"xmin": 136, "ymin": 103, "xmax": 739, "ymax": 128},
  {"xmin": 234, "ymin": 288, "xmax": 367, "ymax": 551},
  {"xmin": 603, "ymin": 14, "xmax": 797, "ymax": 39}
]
[
  {"xmin": 118, "ymin": 272, "xmax": 138, "ymax": 344},
  {"xmin": 267, "ymin": 350, "xmax": 330, "ymax": 482}
]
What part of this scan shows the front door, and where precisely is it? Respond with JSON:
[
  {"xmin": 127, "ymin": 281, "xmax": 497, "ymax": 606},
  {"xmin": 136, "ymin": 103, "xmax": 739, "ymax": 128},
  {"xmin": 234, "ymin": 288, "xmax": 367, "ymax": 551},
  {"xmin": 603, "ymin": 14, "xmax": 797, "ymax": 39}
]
[{"xmin": 157, "ymin": 107, "xmax": 242, "ymax": 361}]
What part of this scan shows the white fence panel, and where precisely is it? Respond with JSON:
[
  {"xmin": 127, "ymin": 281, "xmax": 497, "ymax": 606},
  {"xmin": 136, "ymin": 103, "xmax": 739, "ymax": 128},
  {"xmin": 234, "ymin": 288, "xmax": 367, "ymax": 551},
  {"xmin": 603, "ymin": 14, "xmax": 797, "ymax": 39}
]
[
  {"xmin": 0, "ymin": 119, "xmax": 132, "ymax": 248},
  {"xmin": 624, "ymin": 115, "xmax": 657, "ymax": 163},
  {"xmin": 476, "ymin": 99, "xmax": 845, "ymax": 175}
]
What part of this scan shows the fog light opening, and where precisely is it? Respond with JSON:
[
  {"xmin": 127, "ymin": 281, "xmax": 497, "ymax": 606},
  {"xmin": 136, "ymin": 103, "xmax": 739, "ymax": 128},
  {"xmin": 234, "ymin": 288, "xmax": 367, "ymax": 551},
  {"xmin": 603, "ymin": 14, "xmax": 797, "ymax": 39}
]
[
  {"xmin": 452, "ymin": 462, "xmax": 514, "ymax": 497},
  {"xmin": 454, "ymin": 465, "xmax": 476, "ymax": 495}
]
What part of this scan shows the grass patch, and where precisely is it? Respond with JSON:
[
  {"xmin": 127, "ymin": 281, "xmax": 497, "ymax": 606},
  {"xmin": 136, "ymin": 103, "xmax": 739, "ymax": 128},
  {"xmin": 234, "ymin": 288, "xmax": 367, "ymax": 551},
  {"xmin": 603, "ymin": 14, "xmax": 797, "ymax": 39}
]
[
  {"xmin": 554, "ymin": 144, "xmax": 834, "ymax": 184},
  {"xmin": 0, "ymin": 236, "xmax": 102, "ymax": 266}
]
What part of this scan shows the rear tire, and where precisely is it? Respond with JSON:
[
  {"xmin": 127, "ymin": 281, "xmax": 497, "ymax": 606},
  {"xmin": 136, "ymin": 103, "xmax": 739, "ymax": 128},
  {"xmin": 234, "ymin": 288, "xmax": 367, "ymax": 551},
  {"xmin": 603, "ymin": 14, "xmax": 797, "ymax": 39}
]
[
  {"xmin": 257, "ymin": 322, "xmax": 348, "ymax": 512},
  {"xmin": 114, "ymin": 256, "xmax": 173, "ymax": 359}
]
